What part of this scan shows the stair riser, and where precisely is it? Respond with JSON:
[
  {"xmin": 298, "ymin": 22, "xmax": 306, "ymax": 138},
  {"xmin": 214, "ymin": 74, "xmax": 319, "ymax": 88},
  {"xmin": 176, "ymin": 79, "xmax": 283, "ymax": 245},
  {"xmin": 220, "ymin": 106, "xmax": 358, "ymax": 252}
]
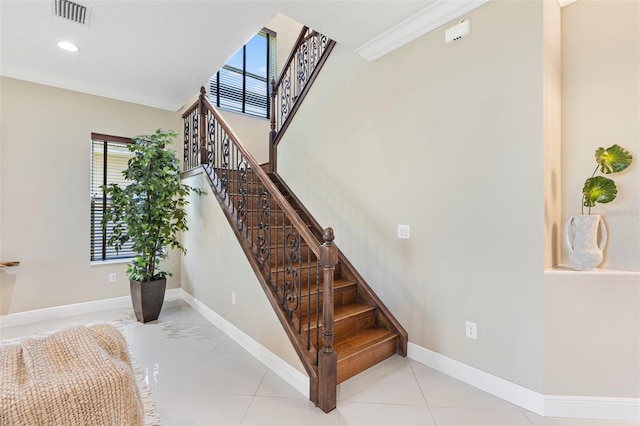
[
  {"xmin": 307, "ymin": 309, "xmax": 376, "ymax": 340},
  {"xmin": 269, "ymin": 268, "xmax": 320, "ymax": 287},
  {"xmin": 299, "ymin": 285, "xmax": 358, "ymax": 317},
  {"xmin": 337, "ymin": 338, "xmax": 397, "ymax": 384}
]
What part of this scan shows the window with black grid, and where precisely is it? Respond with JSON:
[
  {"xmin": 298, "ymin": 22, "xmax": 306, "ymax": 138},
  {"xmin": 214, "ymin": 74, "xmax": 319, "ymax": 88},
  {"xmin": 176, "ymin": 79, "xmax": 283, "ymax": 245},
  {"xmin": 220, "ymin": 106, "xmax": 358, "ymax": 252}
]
[
  {"xmin": 209, "ymin": 29, "xmax": 276, "ymax": 118},
  {"xmin": 90, "ymin": 134, "xmax": 136, "ymax": 262}
]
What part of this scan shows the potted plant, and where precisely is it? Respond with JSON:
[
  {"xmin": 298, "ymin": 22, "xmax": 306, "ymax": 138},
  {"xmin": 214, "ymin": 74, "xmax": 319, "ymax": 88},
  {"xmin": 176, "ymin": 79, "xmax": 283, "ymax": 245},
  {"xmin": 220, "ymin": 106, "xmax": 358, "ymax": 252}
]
[
  {"xmin": 565, "ymin": 144, "xmax": 633, "ymax": 270},
  {"xmin": 103, "ymin": 129, "xmax": 204, "ymax": 322}
]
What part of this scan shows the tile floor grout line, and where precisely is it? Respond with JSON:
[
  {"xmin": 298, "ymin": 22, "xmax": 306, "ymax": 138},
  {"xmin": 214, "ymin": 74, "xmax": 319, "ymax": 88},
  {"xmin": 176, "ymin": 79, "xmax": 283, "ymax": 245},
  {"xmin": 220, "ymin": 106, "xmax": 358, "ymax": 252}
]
[
  {"xmin": 521, "ymin": 409, "xmax": 537, "ymax": 426},
  {"xmin": 238, "ymin": 393, "xmax": 257, "ymax": 426},
  {"xmin": 408, "ymin": 358, "xmax": 439, "ymax": 425}
]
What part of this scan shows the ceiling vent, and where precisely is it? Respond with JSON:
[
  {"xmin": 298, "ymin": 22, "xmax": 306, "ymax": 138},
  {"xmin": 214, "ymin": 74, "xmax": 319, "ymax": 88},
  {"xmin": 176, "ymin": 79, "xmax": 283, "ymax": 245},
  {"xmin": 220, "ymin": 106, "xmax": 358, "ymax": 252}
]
[{"xmin": 52, "ymin": 0, "xmax": 90, "ymax": 26}]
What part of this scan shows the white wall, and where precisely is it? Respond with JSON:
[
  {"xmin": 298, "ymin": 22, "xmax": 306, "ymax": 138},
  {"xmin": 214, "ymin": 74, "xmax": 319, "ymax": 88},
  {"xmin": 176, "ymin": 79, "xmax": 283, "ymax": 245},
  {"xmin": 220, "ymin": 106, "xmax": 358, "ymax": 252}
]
[
  {"xmin": 0, "ymin": 78, "xmax": 181, "ymax": 315},
  {"xmin": 277, "ymin": 1, "xmax": 546, "ymax": 392},
  {"xmin": 544, "ymin": 270, "xmax": 639, "ymax": 397}
]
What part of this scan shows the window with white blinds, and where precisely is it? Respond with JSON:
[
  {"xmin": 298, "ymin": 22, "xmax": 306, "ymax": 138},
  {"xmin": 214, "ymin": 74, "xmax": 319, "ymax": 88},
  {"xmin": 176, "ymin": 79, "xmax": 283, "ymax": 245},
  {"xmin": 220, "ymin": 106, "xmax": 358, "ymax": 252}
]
[
  {"xmin": 90, "ymin": 134, "xmax": 135, "ymax": 262},
  {"xmin": 209, "ymin": 29, "xmax": 276, "ymax": 118}
]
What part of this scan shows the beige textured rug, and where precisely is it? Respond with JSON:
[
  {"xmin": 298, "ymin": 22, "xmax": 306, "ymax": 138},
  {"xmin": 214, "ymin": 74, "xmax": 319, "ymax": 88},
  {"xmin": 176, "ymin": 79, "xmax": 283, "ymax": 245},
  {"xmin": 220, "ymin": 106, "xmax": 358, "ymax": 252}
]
[{"xmin": 0, "ymin": 323, "xmax": 160, "ymax": 426}]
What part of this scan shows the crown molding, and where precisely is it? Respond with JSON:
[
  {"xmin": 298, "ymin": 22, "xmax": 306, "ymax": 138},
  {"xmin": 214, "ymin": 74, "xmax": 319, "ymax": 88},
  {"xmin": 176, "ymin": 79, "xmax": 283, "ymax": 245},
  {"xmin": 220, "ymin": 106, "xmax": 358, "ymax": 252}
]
[
  {"xmin": 355, "ymin": 0, "xmax": 489, "ymax": 62},
  {"xmin": 0, "ymin": 65, "xmax": 183, "ymax": 111}
]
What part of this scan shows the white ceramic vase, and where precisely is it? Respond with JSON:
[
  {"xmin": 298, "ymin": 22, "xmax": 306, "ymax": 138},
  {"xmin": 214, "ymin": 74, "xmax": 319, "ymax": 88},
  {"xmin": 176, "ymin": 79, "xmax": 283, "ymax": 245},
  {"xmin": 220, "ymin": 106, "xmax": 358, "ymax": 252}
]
[{"xmin": 564, "ymin": 214, "xmax": 608, "ymax": 271}]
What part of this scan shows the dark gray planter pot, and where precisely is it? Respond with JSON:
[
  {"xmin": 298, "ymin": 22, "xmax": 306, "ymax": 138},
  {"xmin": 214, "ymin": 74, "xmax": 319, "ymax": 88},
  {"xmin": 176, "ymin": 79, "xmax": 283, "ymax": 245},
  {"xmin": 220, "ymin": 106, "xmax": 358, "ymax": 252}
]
[{"xmin": 130, "ymin": 278, "xmax": 166, "ymax": 323}]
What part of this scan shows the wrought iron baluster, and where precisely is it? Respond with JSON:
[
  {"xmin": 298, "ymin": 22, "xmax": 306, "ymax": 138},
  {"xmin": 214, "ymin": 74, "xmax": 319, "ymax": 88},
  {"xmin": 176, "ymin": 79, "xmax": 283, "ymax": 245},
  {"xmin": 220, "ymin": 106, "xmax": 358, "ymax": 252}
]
[
  {"xmin": 284, "ymin": 226, "xmax": 301, "ymax": 322},
  {"xmin": 280, "ymin": 70, "xmax": 291, "ymax": 127},
  {"xmin": 310, "ymin": 35, "xmax": 318, "ymax": 78},
  {"xmin": 207, "ymin": 112, "xmax": 216, "ymax": 170},
  {"xmin": 221, "ymin": 135, "xmax": 230, "ymax": 200},
  {"xmin": 183, "ymin": 116, "xmax": 190, "ymax": 168},
  {"xmin": 315, "ymin": 259, "xmax": 320, "ymax": 363},
  {"xmin": 217, "ymin": 121, "xmax": 222, "ymax": 184},
  {"xmin": 280, "ymin": 208, "xmax": 286, "ymax": 300},
  {"xmin": 297, "ymin": 40, "xmax": 308, "ymax": 101},
  {"xmin": 231, "ymin": 144, "xmax": 236, "ymax": 209},
  {"xmin": 306, "ymin": 246, "xmax": 312, "ymax": 351},
  {"xmin": 247, "ymin": 172, "xmax": 253, "ymax": 249},
  {"xmin": 257, "ymin": 191, "xmax": 271, "ymax": 273},
  {"xmin": 237, "ymin": 158, "xmax": 248, "ymax": 234},
  {"xmin": 191, "ymin": 111, "xmax": 199, "ymax": 167}
]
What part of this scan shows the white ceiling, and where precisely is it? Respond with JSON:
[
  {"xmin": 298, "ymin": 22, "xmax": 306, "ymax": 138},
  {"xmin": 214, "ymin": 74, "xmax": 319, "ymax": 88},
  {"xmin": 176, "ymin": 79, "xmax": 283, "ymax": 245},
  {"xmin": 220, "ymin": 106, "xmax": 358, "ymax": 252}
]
[{"xmin": 1, "ymin": 0, "xmax": 488, "ymax": 111}]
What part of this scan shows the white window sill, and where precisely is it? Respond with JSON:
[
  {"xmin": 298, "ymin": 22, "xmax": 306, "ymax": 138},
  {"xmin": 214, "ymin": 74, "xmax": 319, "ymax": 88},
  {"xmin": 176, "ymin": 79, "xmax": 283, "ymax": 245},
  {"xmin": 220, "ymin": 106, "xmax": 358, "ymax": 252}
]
[{"xmin": 90, "ymin": 259, "xmax": 132, "ymax": 267}]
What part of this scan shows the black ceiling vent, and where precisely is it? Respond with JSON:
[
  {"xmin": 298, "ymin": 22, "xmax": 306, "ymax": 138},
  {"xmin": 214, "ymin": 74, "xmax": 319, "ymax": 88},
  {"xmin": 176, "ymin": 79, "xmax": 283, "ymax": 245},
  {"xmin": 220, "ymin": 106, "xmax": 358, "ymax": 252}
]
[{"xmin": 52, "ymin": 0, "xmax": 90, "ymax": 25}]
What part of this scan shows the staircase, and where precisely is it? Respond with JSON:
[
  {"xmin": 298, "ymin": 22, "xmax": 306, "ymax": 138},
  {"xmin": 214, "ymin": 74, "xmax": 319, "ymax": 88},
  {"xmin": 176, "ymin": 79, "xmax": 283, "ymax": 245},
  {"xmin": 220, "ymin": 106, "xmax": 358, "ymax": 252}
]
[
  {"xmin": 181, "ymin": 26, "xmax": 407, "ymax": 413},
  {"xmin": 268, "ymin": 174, "xmax": 407, "ymax": 384}
]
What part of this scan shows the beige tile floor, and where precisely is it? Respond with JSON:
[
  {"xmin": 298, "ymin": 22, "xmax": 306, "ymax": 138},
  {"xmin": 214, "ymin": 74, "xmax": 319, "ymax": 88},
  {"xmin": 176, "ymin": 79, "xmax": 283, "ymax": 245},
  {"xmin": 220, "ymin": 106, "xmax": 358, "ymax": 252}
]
[{"xmin": 2, "ymin": 298, "xmax": 639, "ymax": 426}]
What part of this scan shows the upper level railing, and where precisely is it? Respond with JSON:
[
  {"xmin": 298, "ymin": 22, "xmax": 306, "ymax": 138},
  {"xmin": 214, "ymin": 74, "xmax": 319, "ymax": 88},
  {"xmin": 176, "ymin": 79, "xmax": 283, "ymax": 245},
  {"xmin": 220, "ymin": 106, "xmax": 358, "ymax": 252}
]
[
  {"xmin": 183, "ymin": 88, "xmax": 337, "ymax": 411},
  {"xmin": 269, "ymin": 27, "xmax": 335, "ymax": 171}
]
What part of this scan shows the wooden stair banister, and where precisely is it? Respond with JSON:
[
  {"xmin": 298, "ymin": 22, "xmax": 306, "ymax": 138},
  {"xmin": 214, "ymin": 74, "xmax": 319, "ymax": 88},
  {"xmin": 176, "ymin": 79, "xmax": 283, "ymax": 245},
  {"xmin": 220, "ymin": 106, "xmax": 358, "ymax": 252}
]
[{"xmin": 182, "ymin": 88, "xmax": 336, "ymax": 410}]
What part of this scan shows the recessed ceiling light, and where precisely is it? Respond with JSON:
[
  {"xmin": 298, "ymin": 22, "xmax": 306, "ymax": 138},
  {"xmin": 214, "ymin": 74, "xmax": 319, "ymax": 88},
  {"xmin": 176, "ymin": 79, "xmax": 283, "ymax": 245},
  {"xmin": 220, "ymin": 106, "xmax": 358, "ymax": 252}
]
[{"xmin": 57, "ymin": 41, "xmax": 79, "ymax": 52}]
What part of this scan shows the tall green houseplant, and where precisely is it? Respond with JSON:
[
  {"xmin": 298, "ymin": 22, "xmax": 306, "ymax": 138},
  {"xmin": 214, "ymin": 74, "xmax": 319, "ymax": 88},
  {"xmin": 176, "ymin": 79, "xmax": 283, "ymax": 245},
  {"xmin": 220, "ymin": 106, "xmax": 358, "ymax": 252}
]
[{"xmin": 103, "ymin": 129, "xmax": 203, "ymax": 322}]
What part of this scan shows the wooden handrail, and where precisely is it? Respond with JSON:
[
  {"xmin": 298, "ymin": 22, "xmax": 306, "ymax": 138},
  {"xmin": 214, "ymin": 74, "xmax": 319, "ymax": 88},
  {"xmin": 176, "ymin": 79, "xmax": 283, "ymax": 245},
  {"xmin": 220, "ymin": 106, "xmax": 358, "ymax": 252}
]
[
  {"xmin": 199, "ymin": 90, "xmax": 322, "ymax": 257},
  {"xmin": 0, "ymin": 261, "xmax": 20, "ymax": 268}
]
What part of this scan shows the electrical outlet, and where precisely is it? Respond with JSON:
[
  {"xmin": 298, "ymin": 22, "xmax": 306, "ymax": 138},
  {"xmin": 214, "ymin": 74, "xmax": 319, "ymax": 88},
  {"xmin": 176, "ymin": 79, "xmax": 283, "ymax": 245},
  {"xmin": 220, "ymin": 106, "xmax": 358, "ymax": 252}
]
[
  {"xmin": 231, "ymin": 291, "xmax": 236, "ymax": 305},
  {"xmin": 108, "ymin": 273, "xmax": 117, "ymax": 283},
  {"xmin": 465, "ymin": 321, "xmax": 477, "ymax": 340},
  {"xmin": 397, "ymin": 224, "xmax": 410, "ymax": 239}
]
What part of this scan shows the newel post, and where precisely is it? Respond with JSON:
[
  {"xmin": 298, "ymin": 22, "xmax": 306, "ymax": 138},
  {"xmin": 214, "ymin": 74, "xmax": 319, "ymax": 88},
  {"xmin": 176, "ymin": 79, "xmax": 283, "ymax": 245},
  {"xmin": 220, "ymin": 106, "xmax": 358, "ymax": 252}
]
[
  {"xmin": 318, "ymin": 227, "xmax": 337, "ymax": 412},
  {"xmin": 269, "ymin": 78, "xmax": 277, "ymax": 173},
  {"xmin": 198, "ymin": 86, "xmax": 208, "ymax": 165}
]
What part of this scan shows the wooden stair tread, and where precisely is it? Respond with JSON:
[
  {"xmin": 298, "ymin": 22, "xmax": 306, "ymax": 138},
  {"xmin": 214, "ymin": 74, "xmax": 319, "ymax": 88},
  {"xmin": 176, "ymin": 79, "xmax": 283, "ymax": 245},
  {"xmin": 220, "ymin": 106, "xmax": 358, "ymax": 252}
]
[
  {"xmin": 306, "ymin": 301, "xmax": 374, "ymax": 329},
  {"xmin": 299, "ymin": 278, "xmax": 355, "ymax": 294},
  {"xmin": 333, "ymin": 328, "xmax": 398, "ymax": 361}
]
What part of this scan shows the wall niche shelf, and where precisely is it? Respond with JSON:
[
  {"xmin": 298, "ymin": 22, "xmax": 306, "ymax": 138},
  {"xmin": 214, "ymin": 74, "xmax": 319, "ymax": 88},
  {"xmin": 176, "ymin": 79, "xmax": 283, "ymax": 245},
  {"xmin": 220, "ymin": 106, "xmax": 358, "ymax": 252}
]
[{"xmin": 545, "ymin": 265, "xmax": 640, "ymax": 277}]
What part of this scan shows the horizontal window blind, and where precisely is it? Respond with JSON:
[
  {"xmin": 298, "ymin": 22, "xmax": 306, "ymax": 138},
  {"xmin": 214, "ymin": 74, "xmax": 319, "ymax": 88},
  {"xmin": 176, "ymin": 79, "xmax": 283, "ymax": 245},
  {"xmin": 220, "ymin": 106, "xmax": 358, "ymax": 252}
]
[
  {"xmin": 90, "ymin": 136, "xmax": 136, "ymax": 261},
  {"xmin": 209, "ymin": 29, "xmax": 276, "ymax": 119}
]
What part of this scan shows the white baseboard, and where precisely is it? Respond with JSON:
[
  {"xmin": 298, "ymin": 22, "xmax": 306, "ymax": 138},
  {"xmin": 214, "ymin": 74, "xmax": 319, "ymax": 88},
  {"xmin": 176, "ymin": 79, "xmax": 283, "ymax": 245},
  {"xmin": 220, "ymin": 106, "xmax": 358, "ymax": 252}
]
[
  {"xmin": 545, "ymin": 395, "xmax": 640, "ymax": 422},
  {"xmin": 0, "ymin": 288, "xmax": 181, "ymax": 328},
  {"xmin": 179, "ymin": 289, "xmax": 310, "ymax": 398},
  {"xmin": 408, "ymin": 342, "xmax": 640, "ymax": 421},
  {"xmin": 408, "ymin": 342, "xmax": 545, "ymax": 415}
]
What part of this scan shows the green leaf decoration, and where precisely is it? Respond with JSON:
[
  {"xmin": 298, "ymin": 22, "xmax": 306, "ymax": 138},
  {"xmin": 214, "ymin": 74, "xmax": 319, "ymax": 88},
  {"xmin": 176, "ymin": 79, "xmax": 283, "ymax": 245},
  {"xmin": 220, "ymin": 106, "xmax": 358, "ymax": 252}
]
[
  {"xmin": 595, "ymin": 144, "xmax": 633, "ymax": 174},
  {"xmin": 582, "ymin": 176, "xmax": 617, "ymax": 208}
]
